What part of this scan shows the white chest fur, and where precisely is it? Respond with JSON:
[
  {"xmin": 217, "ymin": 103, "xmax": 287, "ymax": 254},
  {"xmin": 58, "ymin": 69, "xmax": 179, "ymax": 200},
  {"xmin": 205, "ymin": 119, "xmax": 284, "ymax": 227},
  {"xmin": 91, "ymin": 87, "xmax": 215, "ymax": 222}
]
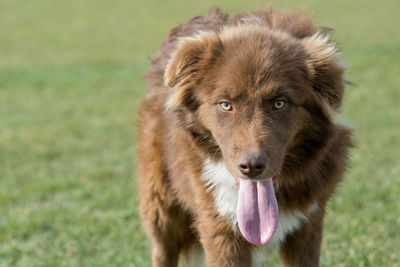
[{"xmin": 201, "ymin": 159, "xmax": 318, "ymax": 264}]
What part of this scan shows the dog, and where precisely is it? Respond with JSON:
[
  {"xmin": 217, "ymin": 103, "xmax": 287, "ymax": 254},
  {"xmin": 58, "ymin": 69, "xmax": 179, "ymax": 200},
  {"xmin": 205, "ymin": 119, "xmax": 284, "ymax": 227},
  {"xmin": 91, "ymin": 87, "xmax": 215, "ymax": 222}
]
[{"xmin": 137, "ymin": 7, "xmax": 352, "ymax": 267}]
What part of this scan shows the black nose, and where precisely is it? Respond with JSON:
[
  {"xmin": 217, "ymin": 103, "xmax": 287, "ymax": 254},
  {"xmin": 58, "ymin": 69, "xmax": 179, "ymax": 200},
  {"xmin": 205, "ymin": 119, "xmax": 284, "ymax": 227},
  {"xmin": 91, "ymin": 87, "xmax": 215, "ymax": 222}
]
[{"xmin": 237, "ymin": 155, "xmax": 267, "ymax": 178}]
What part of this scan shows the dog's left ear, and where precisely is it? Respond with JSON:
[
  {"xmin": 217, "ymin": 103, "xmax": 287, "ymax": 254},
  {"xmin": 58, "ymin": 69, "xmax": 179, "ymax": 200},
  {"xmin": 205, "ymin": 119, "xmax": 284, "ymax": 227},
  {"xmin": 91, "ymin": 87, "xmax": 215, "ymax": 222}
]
[
  {"xmin": 301, "ymin": 34, "xmax": 345, "ymax": 110},
  {"xmin": 164, "ymin": 32, "xmax": 222, "ymax": 109}
]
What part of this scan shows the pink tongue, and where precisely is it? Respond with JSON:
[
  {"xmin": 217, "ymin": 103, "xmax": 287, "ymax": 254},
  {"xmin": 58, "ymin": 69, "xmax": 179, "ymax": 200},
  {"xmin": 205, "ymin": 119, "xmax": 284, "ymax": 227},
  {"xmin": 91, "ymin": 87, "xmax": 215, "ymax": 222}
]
[{"xmin": 237, "ymin": 178, "xmax": 279, "ymax": 245}]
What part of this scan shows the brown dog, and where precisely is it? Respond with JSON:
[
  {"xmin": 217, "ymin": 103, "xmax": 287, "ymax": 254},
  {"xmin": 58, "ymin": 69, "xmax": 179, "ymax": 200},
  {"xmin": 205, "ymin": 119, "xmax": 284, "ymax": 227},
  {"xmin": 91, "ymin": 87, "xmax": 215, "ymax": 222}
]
[{"xmin": 137, "ymin": 7, "xmax": 352, "ymax": 267}]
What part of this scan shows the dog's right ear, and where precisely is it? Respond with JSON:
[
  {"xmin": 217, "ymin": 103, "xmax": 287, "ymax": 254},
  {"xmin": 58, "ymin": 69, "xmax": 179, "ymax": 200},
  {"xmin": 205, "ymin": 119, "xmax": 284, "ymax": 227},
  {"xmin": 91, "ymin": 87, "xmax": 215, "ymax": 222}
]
[{"xmin": 165, "ymin": 32, "xmax": 222, "ymax": 109}]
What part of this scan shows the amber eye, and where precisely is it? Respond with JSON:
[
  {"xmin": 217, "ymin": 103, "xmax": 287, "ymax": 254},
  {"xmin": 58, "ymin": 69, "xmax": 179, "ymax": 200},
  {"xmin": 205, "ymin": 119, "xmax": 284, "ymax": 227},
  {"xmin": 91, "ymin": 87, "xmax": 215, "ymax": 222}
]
[
  {"xmin": 273, "ymin": 99, "xmax": 287, "ymax": 110},
  {"xmin": 218, "ymin": 101, "xmax": 233, "ymax": 111}
]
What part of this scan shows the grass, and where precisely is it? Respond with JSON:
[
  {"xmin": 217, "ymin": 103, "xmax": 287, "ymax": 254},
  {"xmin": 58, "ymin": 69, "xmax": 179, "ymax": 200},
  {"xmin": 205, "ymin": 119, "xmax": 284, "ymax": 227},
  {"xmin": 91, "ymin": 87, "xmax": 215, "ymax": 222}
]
[{"xmin": 0, "ymin": 0, "xmax": 399, "ymax": 266}]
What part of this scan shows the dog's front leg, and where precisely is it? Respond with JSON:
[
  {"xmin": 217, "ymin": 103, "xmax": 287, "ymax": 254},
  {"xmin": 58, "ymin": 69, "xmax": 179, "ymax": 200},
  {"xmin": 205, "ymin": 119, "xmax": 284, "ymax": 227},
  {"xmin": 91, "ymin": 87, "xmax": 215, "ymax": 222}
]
[
  {"xmin": 279, "ymin": 204, "xmax": 325, "ymax": 267},
  {"xmin": 197, "ymin": 214, "xmax": 252, "ymax": 267}
]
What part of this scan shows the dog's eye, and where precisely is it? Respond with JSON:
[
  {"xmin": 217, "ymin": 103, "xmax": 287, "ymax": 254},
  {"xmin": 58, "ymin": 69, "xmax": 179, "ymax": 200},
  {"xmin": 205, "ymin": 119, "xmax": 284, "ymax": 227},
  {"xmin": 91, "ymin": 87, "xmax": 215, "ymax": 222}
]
[
  {"xmin": 218, "ymin": 101, "xmax": 233, "ymax": 111},
  {"xmin": 273, "ymin": 100, "xmax": 287, "ymax": 110}
]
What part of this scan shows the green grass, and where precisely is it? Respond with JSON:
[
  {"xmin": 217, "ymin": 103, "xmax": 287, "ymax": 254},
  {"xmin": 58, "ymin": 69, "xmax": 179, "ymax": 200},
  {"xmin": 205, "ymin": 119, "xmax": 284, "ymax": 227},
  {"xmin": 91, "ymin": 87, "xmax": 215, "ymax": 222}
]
[{"xmin": 0, "ymin": 0, "xmax": 399, "ymax": 266}]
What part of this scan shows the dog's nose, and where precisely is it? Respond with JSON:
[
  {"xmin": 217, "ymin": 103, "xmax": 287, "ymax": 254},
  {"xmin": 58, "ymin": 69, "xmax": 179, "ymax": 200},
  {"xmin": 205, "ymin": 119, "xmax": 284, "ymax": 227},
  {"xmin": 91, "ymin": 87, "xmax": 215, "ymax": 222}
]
[{"xmin": 237, "ymin": 155, "xmax": 267, "ymax": 178}]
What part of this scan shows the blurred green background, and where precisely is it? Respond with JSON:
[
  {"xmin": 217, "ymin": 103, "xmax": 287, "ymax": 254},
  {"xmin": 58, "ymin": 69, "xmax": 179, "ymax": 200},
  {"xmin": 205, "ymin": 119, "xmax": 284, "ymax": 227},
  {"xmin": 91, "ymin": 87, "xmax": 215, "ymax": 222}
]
[{"xmin": 0, "ymin": 0, "xmax": 399, "ymax": 266}]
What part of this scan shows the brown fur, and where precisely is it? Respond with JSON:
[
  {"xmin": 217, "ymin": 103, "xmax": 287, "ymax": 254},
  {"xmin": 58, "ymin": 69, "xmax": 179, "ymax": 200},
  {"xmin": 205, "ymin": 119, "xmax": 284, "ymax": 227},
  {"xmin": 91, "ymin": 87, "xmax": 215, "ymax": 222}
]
[{"xmin": 137, "ymin": 7, "xmax": 352, "ymax": 267}]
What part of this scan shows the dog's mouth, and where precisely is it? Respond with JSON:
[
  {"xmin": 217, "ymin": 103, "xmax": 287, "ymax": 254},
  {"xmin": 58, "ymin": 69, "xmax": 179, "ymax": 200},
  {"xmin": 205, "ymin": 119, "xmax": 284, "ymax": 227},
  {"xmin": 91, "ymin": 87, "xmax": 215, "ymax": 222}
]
[{"xmin": 236, "ymin": 169, "xmax": 281, "ymax": 245}]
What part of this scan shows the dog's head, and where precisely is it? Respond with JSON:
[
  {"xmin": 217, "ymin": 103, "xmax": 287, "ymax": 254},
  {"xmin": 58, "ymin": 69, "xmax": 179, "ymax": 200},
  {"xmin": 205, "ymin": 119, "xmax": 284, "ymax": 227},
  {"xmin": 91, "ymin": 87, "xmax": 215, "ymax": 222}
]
[{"xmin": 165, "ymin": 25, "xmax": 344, "ymax": 182}]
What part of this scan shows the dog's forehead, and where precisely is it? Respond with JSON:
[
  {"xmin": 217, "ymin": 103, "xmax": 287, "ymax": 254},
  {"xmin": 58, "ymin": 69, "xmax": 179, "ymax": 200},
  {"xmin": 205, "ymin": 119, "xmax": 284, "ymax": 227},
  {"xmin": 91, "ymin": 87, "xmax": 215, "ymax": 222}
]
[
  {"xmin": 213, "ymin": 40, "xmax": 305, "ymax": 96},
  {"xmin": 213, "ymin": 55, "xmax": 304, "ymax": 102},
  {"xmin": 213, "ymin": 78, "xmax": 292, "ymax": 101},
  {"xmin": 203, "ymin": 25, "xmax": 311, "ymax": 103}
]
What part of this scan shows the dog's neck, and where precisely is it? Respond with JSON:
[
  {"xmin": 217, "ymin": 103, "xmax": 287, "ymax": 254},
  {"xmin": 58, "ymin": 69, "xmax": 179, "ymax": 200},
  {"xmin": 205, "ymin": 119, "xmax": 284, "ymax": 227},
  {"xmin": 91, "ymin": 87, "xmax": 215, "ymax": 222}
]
[{"xmin": 200, "ymin": 158, "xmax": 319, "ymax": 255}]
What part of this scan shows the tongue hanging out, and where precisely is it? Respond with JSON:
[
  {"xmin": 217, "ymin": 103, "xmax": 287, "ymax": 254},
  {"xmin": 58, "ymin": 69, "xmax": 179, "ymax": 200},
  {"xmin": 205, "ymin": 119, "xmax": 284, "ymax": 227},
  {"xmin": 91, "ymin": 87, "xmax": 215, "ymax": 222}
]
[{"xmin": 237, "ymin": 178, "xmax": 279, "ymax": 245}]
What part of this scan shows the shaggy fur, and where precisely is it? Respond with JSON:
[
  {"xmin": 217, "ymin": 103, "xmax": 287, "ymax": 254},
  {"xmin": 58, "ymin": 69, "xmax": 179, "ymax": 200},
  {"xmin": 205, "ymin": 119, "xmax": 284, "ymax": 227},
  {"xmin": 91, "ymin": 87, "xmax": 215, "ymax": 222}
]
[{"xmin": 137, "ymin": 7, "xmax": 352, "ymax": 267}]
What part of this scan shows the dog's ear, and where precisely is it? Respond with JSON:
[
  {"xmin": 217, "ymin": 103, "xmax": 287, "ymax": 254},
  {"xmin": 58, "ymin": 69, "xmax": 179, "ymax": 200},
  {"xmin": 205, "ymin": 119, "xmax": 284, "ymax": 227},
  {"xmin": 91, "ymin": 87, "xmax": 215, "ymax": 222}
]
[
  {"xmin": 301, "ymin": 33, "xmax": 345, "ymax": 110},
  {"xmin": 165, "ymin": 32, "xmax": 222, "ymax": 109}
]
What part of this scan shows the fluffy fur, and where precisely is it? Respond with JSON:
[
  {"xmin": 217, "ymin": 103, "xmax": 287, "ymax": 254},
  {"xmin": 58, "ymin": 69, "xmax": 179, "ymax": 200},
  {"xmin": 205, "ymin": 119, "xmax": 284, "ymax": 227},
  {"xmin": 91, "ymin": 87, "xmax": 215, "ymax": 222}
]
[{"xmin": 137, "ymin": 7, "xmax": 352, "ymax": 267}]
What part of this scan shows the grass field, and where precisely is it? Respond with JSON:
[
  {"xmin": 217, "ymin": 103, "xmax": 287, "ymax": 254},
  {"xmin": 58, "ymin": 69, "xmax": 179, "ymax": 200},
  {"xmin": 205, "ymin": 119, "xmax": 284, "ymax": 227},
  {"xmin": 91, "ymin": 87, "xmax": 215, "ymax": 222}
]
[{"xmin": 0, "ymin": 0, "xmax": 399, "ymax": 266}]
